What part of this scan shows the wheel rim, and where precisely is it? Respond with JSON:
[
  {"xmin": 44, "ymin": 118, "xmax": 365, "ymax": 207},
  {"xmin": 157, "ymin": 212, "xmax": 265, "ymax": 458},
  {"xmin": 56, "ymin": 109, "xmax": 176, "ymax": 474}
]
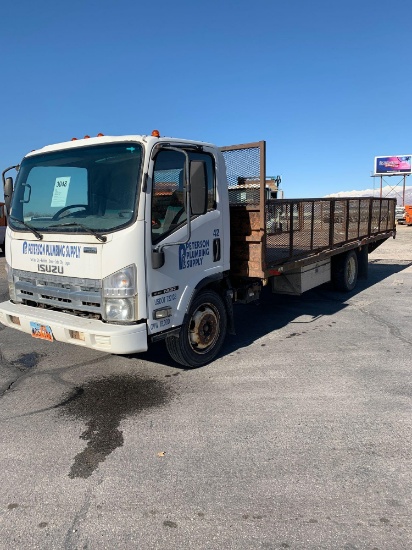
[
  {"xmin": 346, "ymin": 256, "xmax": 356, "ymax": 286},
  {"xmin": 188, "ymin": 303, "xmax": 220, "ymax": 355}
]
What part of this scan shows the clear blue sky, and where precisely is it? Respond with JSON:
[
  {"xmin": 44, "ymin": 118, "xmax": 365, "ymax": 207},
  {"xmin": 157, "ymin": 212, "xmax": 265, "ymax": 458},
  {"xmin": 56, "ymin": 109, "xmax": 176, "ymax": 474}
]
[{"xmin": 1, "ymin": 0, "xmax": 411, "ymax": 199}]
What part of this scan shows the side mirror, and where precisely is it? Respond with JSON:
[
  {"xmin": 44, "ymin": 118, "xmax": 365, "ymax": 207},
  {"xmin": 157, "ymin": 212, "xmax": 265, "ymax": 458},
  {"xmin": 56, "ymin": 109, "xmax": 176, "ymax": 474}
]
[
  {"xmin": 4, "ymin": 177, "xmax": 13, "ymax": 214},
  {"xmin": 190, "ymin": 161, "xmax": 207, "ymax": 216}
]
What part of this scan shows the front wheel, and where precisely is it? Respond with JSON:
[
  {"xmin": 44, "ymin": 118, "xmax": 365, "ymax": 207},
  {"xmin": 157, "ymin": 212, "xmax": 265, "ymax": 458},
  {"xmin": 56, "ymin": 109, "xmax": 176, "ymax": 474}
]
[
  {"xmin": 332, "ymin": 250, "xmax": 358, "ymax": 292},
  {"xmin": 166, "ymin": 289, "xmax": 227, "ymax": 368}
]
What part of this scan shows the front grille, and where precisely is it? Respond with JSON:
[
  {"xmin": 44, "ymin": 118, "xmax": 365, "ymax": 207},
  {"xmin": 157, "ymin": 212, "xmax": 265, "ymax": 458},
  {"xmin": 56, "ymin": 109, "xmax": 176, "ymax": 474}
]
[{"xmin": 13, "ymin": 269, "xmax": 103, "ymax": 317}]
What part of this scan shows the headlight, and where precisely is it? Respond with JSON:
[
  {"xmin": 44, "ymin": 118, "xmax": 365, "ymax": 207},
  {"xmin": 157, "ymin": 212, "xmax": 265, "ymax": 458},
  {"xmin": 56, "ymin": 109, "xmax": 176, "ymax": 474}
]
[
  {"xmin": 5, "ymin": 262, "xmax": 16, "ymax": 301},
  {"xmin": 104, "ymin": 298, "xmax": 136, "ymax": 322},
  {"xmin": 102, "ymin": 265, "xmax": 137, "ymax": 322},
  {"xmin": 103, "ymin": 265, "xmax": 137, "ymax": 297}
]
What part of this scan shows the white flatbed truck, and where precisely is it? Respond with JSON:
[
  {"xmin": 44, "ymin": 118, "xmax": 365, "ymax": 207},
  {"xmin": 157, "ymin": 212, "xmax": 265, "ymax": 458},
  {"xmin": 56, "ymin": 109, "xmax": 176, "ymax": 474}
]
[{"xmin": 0, "ymin": 134, "xmax": 396, "ymax": 367}]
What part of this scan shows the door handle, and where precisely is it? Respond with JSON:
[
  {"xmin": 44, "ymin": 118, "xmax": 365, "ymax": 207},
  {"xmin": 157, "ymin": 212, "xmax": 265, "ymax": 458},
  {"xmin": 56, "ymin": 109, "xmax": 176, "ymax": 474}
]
[{"xmin": 213, "ymin": 238, "xmax": 221, "ymax": 262}]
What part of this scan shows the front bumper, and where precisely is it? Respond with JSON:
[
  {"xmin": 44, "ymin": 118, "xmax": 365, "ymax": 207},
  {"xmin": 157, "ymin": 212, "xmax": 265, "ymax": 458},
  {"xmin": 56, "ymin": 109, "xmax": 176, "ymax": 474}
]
[{"xmin": 0, "ymin": 301, "xmax": 148, "ymax": 354}]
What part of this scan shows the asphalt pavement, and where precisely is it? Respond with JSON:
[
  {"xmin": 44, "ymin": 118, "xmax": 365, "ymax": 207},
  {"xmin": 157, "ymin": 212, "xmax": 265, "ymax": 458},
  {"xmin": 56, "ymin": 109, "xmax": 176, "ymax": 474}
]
[{"xmin": 0, "ymin": 227, "xmax": 411, "ymax": 549}]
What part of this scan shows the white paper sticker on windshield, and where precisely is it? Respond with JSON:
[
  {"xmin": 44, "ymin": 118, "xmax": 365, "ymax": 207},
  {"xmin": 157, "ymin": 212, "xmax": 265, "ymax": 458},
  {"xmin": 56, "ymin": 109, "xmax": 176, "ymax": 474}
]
[{"xmin": 51, "ymin": 177, "xmax": 71, "ymax": 207}]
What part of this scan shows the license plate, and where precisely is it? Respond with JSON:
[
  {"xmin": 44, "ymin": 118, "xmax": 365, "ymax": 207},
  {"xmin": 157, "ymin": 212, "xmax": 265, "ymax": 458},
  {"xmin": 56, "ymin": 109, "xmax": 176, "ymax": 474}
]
[{"xmin": 30, "ymin": 322, "xmax": 54, "ymax": 342}]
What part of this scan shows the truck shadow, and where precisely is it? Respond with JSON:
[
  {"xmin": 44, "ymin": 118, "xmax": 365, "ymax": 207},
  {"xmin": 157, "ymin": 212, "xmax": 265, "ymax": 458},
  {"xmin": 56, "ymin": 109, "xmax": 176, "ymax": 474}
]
[{"xmin": 137, "ymin": 260, "xmax": 412, "ymax": 368}]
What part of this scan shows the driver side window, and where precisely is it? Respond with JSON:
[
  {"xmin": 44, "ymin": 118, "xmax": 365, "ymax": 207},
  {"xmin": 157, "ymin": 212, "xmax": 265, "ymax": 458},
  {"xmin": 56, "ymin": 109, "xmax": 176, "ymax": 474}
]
[
  {"xmin": 151, "ymin": 149, "xmax": 216, "ymax": 244},
  {"xmin": 152, "ymin": 150, "xmax": 187, "ymax": 243}
]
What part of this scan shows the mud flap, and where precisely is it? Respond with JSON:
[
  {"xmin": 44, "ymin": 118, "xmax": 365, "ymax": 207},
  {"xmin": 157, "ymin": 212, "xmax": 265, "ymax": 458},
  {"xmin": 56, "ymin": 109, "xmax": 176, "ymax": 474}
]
[
  {"xmin": 224, "ymin": 289, "xmax": 236, "ymax": 335},
  {"xmin": 357, "ymin": 246, "xmax": 368, "ymax": 280}
]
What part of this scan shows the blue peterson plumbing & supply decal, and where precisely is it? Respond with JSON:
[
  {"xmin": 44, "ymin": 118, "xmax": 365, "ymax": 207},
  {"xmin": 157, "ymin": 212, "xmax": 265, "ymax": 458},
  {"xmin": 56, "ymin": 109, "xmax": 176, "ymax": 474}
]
[
  {"xmin": 179, "ymin": 240, "xmax": 210, "ymax": 270},
  {"xmin": 22, "ymin": 241, "xmax": 81, "ymax": 259}
]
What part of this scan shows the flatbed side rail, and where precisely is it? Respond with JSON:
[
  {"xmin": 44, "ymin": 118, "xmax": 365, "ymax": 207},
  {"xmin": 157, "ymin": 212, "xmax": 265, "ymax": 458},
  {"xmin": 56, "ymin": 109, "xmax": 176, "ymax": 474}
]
[{"xmin": 265, "ymin": 197, "xmax": 396, "ymax": 267}]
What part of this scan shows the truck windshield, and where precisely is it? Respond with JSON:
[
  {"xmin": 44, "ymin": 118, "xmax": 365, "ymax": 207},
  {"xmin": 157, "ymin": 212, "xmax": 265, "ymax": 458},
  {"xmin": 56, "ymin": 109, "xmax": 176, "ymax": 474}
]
[{"xmin": 8, "ymin": 143, "xmax": 143, "ymax": 235}]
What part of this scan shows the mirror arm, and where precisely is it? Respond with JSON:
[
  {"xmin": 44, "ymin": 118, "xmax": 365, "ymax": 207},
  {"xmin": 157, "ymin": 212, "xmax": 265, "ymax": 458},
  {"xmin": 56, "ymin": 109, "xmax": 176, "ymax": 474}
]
[{"xmin": 2, "ymin": 165, "xmax": 19, "ymax": 187}]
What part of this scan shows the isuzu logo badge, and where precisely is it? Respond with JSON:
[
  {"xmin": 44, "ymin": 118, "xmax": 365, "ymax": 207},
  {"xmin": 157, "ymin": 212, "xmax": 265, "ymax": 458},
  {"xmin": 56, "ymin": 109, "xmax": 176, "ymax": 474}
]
[{"xmin": 38, "ymin": 264, "xmax": 64, "ymax": 274}]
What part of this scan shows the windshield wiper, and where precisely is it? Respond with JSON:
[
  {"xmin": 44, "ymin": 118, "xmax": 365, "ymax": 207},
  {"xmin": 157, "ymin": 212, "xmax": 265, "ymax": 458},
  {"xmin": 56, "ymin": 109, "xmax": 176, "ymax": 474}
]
[
  {"xmin": 49, "ymin": 222, "xmax": 107, "ymax": 243},
  {"xmin": 9, "ymin": 215, "xmax": 43, "ymax": 240}
]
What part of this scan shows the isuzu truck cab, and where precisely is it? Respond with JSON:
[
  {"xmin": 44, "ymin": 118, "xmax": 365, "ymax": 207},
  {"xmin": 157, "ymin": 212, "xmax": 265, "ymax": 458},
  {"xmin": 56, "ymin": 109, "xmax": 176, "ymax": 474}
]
[{"xmin": 0, "ymin": 133, "xmax": 396, "ymax": 367}]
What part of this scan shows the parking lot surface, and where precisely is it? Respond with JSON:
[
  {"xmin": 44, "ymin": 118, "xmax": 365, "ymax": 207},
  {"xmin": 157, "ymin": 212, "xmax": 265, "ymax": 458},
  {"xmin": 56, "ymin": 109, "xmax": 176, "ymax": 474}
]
[{"xmin": 0, "ymin": 227, "xmax": 411, "ymax": 549}]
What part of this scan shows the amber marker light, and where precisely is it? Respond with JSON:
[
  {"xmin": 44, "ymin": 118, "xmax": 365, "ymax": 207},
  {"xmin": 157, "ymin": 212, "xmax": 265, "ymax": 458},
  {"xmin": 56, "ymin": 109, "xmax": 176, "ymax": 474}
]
[
  {"xmin": 84, "ymin": 135, "xmax": 90, "ymax": 139},
  {"xmin": 151, "ymin": 129, "xmax": 160, "ymax": 137},
  {"xmin": 97, "ymin": 133, "xmax": 104, "ymax": 137},
  {"xmin": 71, "ymin": 138, "xmax": 78, "ymax": 141}
]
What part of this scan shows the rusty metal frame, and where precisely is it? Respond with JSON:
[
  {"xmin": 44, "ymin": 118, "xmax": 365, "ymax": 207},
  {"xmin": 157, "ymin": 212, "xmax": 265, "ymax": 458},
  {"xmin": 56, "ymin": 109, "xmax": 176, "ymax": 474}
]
[{"xmin": 220, "ymin": 141, "xmax": 264, "ymax": 153}]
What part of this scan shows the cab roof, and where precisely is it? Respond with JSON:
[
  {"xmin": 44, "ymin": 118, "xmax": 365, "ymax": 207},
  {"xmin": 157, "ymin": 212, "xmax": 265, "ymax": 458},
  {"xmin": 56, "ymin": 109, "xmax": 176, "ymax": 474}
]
[{"xmin": 25, "ymin": 134, "xmax": 216, "ymax": 158}]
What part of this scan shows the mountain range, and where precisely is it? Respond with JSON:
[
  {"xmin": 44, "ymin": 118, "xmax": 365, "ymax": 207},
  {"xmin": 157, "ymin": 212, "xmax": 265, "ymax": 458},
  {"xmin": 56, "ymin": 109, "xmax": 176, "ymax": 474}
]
[{"xmin": 325, "ymin": 185, "xmax": 412, "ymax": 205}]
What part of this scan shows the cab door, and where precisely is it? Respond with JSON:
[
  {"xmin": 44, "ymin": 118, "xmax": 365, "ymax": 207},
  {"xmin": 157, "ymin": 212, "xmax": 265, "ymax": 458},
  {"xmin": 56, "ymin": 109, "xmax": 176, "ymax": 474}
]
[{"xmin": 145, "ymin": 146, "xmax": 224, "ymax": 337}]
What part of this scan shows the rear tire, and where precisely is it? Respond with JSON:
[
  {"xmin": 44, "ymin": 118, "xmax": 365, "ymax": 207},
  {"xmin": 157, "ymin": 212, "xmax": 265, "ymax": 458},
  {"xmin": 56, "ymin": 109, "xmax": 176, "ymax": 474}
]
[
  {"xmin": 332, "ymin": 250, "xmax": 358, "ymax": 292},
  {"xmin": 166, "ymin": 289, "xmax": 227, "ymax": 368}
]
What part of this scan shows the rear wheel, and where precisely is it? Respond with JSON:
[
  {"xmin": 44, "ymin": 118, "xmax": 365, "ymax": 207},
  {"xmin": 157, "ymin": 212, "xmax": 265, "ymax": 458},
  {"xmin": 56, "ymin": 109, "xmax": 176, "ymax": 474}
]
[
  {"xmin": 166, "ymin": 289, "xmax": 227, "ymax": 368},
  {"xmin": 332, "ymin": 250, "xmax": 358, "ymax": 292}
]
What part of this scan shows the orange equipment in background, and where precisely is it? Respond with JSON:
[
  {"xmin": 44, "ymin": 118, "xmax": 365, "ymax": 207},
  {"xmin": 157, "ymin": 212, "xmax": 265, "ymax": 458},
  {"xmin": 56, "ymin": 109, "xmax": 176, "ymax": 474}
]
[{"xmin": 405, "ymin": 205, "xmax": 412, "ymax": 226}]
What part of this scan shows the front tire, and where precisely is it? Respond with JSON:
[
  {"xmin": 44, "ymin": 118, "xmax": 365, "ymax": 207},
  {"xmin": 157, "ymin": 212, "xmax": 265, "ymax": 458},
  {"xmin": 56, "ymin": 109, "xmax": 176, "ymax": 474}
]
[
  {"xmin": 332, "ymin": 250, "xmax": 358, "ymax": 292},
  {"xmin": 166, "ymin": 289, "xmax": 227, "ymax": 368}
]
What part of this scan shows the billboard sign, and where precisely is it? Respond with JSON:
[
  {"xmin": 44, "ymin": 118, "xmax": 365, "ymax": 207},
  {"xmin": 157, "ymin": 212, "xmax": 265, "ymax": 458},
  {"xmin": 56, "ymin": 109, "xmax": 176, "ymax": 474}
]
[{"xmin": 374, "ymin": 155, "xmax": 412, "ymax": 175}]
